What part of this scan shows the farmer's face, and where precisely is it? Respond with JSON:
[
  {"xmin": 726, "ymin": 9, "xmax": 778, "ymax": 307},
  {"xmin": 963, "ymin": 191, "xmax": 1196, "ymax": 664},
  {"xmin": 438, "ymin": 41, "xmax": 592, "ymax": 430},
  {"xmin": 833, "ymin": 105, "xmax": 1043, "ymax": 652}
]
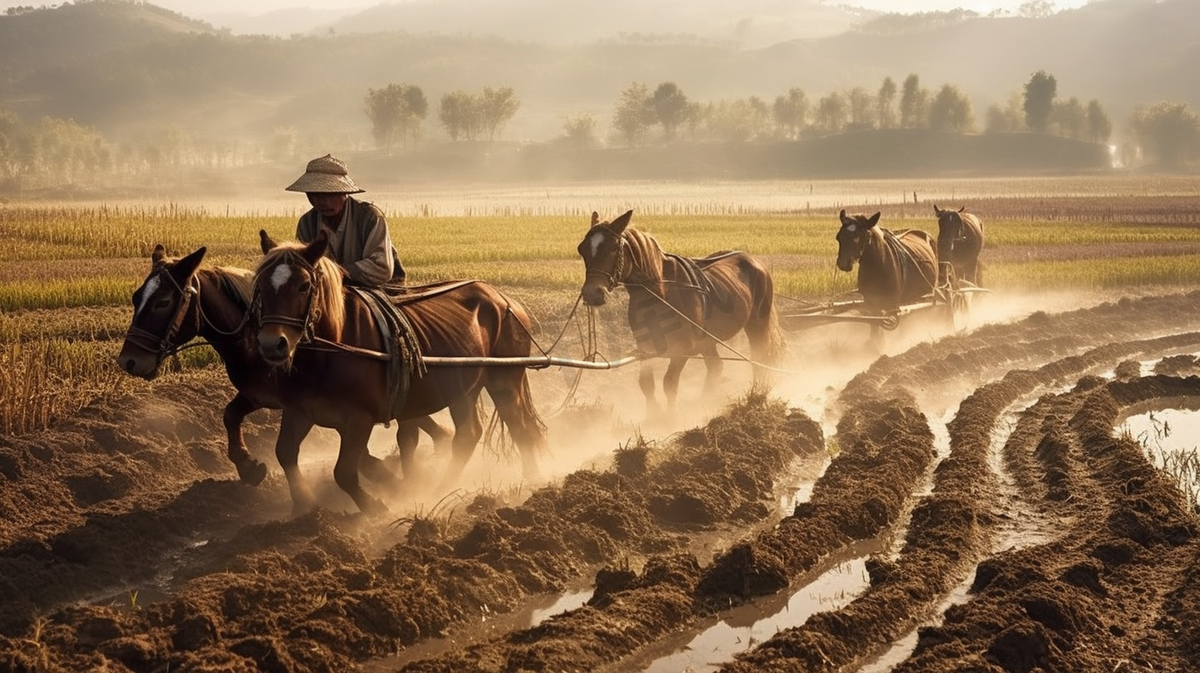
[{"xmin": 307, "ymin": 192, "xmax": 348, "ymax": 219}]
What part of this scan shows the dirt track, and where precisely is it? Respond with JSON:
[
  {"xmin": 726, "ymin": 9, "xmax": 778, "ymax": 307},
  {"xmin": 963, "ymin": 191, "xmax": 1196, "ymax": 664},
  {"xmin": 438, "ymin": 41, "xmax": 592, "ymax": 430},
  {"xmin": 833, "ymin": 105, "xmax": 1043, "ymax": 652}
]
[{"xmin": 1, "ymin": 289, "xmax": 1199, "ymax": 672}]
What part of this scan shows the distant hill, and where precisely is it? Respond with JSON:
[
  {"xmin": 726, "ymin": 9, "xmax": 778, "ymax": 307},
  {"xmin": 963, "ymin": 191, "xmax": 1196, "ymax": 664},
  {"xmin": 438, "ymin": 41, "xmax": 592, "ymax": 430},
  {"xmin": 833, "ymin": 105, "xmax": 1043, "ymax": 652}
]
[
  {"xmin": 322, "ymin": 0, "xmax": 869, "ymax": 47},
  {"xmin": 0, "ymin": 1, "xmax": 216, "ymax": 74},
  {"xmin": 0, "ymin": 0, "xmax": 1195, "ymax": 180},
  {"xmin": 199, "ymin": 7, "xmax": 357, "ymax": 37}
]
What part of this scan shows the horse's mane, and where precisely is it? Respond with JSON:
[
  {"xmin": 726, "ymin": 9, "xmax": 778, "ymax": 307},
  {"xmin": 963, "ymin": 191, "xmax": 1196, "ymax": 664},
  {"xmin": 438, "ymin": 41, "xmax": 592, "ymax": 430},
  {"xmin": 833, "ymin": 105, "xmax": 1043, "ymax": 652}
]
[
  {"xmin": 620, "ymin": 226, "xmax": 666, "ymax": 286},
  {"xmin": 256, "ymin": 243, "xmax": 346, "ymax": 338},
  {"xmin": 212, "ymin": 266, "xmax": 255, "ymax": 307}
]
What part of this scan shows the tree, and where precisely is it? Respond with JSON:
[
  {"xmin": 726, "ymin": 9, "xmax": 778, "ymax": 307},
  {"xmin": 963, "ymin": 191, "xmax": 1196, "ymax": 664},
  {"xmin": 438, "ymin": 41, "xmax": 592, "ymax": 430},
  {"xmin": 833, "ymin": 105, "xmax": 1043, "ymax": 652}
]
[
  {"xmin": 813, "ymin": 92, "xmax": 848, "ymax": 134},
  {"xmin": 877, "ymin": 76, "xmax": 898, "ymax": 129},
  {"xmin": 899, "ymin": 74, "xmax": 929, "ymax": 129},
  {"xmin": 560, "ymin": 113, "xmax": 598, "ymax": 148},
  {"xmin": 365, "ymin": 84, "xmax": 405, "ymax": 153},
  {"xmin": 772, "ymin": 87, "xmax": 809, "ymax": 139},
  {"xmin": 365, "ymin": 84, "xmax": 427, "ymax": 152},
  {"xmin": 984, "ymin": 92, "xmax": 1026, "ymax": 133},
  {"xmin": 1086, "ymin": 99, "xmax": 1112, "ymax": 144},
  {"xmin": 846, "ymin": 87, "xmax": 875, "ymax": 130},
  {"xmin": 701, "ymin": 97, "xmax": 771, "ymax": 143},
  {"xmin": 1050, "ymin": 96, "xmax": 1086, "ymax": 140},
  {"xmin": 438, "ymin": 90, "xmax": 480, "ymax": 141},
  {"xmin": 611, "ymin": 82, "xmax": 653, "ymax": 147},
  {"xmin": 396, "ymin": 85, "xmax": 429, "ymax": 146},
  {"xmin": 1128, "ymin": 101, "xmax": 1200, "ymax": 168},
  {"xmin": 1023, "ymin": 70, "xmax": 1057, "ymax": 133},
  {"xmin": 1018, "ymin": 0, "xmax": 1055, "ymax": 18},
  {"xmin": 928, "ymin": 84, "xmax": 975, "ymax": 132},
  {"xmin": 479, "ymin": 86, "xmax": 519, "ymax": 141},
  {"xmin": 649, "ymin": 82, "xmax": 690, "ymax": 142}
]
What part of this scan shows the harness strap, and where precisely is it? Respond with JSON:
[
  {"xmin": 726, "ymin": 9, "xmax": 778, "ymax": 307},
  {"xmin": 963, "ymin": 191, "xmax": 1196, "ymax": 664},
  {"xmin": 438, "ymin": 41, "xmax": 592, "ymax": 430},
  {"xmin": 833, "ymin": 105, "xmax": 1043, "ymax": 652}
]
[
  {"xmin": 351, "ymin": 286, "xmax": 425, "ymax": 421},
  {"xmin": 663, "ymin": 252, "xmax": 717, "ymax": 319}
]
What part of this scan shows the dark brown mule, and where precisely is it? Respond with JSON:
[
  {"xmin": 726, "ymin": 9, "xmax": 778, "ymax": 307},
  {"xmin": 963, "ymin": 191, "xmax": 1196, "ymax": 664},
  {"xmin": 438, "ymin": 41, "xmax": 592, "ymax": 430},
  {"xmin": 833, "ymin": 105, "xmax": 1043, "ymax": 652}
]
[
  {"xmin": 933, "ymin": 204, "xmax": 985, "ymax": 286},
  {"xmin": 577, "ymin": 210, "xmax": 784, "ymax": 415},
  {"xmin": 116, "ymin": 246, "xmax": 451, "ymax": 495},
  {"xmin": 836, "ymin": 209, "xmax": 939, "ymax": 313},
  {"xmin": 253, "ymin": 231, "xmax": 547, "ymax": 514}
]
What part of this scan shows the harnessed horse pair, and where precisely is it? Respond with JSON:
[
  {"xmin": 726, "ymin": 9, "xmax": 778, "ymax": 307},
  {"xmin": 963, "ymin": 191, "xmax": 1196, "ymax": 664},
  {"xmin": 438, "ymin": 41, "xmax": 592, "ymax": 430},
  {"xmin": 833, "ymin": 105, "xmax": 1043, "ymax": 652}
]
[{"xmin": 119, "ymin": 234, "xmax": 546, "ymax": 515}]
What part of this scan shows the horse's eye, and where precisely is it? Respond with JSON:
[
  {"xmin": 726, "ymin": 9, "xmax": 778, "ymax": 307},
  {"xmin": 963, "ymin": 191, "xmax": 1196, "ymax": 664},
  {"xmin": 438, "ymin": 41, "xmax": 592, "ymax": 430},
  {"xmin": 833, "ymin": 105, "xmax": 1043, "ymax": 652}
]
[
  {"xmin": 154, "ymin": 298, "xmax": 171, "ymax": 310},
  {"xmin": 298, "ymin": 280, "xmax": 312, "ymax": 294}
]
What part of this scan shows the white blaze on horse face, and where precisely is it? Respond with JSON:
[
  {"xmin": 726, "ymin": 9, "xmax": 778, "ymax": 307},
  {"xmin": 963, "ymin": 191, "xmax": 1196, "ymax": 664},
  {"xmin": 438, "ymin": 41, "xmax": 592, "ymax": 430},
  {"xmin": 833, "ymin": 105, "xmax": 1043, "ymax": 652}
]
[
  {"xmin": 135, "ymin": 276, "xmax": 161, "ymax": 318},
  {"xmin": 585, "ymin": 229, "xmax": 606, "ymax": 261},
  {"xmin": 269, "ymin": 264, "xmax": 293, "ymax": 292},
  {"xmin": 845, "ymin": 224, "xmax": 857, "ymax": 233}
]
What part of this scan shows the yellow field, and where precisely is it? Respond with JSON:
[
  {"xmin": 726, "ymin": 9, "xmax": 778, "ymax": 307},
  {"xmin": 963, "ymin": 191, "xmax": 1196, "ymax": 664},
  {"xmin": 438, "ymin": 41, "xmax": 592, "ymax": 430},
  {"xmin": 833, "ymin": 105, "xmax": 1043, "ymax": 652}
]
[{"xmin": 3, "ymin": 176, "xmax": 1200, "ymax": 433}]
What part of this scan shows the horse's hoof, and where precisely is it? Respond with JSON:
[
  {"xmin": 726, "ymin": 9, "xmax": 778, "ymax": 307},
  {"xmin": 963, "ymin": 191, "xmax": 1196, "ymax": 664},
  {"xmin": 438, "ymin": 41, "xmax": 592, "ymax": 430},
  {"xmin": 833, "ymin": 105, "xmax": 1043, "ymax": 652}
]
[{"xmin": 237, "ymin": 459, "xmax": 269, "ymax": 486}]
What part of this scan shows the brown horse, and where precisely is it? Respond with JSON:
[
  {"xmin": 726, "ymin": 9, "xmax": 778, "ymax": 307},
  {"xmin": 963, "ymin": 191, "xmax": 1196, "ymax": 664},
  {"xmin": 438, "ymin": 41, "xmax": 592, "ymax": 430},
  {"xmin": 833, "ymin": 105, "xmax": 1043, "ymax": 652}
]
[
  {"xmin": 933, "ymin": 204, "xmax": 985, "ymax": 286},
  {"xmin": 577, "ymin": 210, "xmax": 784, "ymax": 415},
  {"xmin": 116, "ymin": 245, "xmax": 451, "ymax": 493},
  {"xmin": 252, "ymin": 230, "xmax": 547, "ymax": 514},
  {"xmin": 836, "ymin": 209, "xmax": 939, "ymax": 313}
]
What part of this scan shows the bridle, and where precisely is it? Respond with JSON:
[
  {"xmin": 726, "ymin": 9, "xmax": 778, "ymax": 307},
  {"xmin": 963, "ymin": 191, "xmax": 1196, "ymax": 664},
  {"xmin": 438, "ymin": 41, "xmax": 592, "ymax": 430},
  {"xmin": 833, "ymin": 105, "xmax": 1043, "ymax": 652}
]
[
  {"xmin": 252, "ymin": 254, "xmax": 323, "ymax": 346},
  {"xmin": 584, "ymin": 228, "xmax": 630, "ymax": 291},
  {"xmin": 122, "ymin": 267, "xmax": 201, "ymax": 363},
  {"xmin": 938, "ymin": 213, "xmax": 970, "ymax": 251}
]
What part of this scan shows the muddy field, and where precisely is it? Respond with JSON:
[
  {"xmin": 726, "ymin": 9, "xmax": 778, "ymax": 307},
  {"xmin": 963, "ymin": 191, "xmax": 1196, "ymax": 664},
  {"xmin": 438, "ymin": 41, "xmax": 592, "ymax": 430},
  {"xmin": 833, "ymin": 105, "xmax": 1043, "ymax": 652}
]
[{"xmin": 1, "ymin": 286, "xmax": 1199, "ymax": 672}]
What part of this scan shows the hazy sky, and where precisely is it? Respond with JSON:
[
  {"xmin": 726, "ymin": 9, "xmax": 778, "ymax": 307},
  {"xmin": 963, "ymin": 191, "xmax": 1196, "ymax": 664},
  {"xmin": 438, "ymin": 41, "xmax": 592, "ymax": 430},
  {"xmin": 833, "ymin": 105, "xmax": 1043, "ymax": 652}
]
[{"xmin": 1, "ymin": 0, "xmax": 1093, "ymax": 15}]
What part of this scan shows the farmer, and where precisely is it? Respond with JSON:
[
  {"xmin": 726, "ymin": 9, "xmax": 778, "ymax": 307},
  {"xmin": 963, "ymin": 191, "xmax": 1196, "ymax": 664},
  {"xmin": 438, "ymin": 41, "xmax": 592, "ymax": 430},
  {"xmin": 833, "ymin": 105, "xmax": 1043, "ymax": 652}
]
[{"xmin": 285, "ymin": 154, "xmax": 406, "ymax": 286}]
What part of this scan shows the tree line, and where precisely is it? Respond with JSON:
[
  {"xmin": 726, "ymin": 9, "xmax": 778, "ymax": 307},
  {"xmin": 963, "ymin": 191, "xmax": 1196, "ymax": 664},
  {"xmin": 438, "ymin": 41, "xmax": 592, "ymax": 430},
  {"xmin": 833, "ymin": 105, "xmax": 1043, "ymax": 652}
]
[
  {"xmin": 2, "ymin": 68, "xmax": 1199, "ymax": 191},
  {"xmin": 358, "ymin": 69, "xmax": 1198, "ymax": 171}
]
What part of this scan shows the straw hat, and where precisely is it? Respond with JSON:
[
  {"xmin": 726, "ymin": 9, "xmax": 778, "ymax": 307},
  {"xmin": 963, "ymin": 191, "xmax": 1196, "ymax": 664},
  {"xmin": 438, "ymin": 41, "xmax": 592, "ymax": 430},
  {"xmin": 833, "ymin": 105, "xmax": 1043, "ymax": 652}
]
[{"xmin": 284, "ymin": 154, "xmax": 365, "ymax": 194}]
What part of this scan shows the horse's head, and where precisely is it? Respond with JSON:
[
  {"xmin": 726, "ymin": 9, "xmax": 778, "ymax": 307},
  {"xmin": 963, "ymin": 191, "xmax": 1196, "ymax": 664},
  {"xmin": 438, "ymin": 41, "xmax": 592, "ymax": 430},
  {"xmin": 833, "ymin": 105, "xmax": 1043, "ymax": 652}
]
[
  {"xmin": 577, "ymin": 210, "xmax": 633, "ymax": 306},
  {"xmin": 252, "ymin": 229, "xmax": 345, "ymax": 367},
  {"xmin": 836, "ymin": 209, "xmax": 881, "ymax": 272},
  {"xmin": 117, "ymin": 244, "xmax": 206, "ymax": 379},
  {"xmin": 933, "ymin": 205, "xmax": 966, "ymax": 258}
]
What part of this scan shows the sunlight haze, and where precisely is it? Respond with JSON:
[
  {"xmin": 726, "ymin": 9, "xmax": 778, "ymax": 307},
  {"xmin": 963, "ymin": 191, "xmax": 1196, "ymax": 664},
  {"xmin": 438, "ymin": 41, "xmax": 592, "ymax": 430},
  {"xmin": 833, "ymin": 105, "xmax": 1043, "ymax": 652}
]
[{"xmin": 0, "ymin": 0, "xmax": 1093, "ymax": 14}]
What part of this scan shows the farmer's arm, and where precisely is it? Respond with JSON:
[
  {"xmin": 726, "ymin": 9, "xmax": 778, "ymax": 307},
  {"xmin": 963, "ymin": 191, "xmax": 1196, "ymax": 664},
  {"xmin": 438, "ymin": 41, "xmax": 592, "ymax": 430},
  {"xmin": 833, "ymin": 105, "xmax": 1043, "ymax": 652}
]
[{"xmin": 347, "ymin": 209, "xmax": 395, "ymax": 286}]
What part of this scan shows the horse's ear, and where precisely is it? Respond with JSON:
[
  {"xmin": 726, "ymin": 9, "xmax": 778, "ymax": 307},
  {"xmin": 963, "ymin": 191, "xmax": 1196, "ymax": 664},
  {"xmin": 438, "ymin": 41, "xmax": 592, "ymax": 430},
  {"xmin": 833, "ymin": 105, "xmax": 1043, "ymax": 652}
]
[
  {"xmin": 957, "ymin": 206, "xmax": 965, "ymax": 213},
  {"xmin": 151, "ymin": 244, "xmax": 167, "ymax": 266},
  {"xmin": 259, "ymin": 229, "xmax": 278, "ymax": 254},
  {"xmin": 838, "ymin": 209, "xmax": 849, "ymax": 224},
  {"xmin": 302, "ymin": 230, "xmax": 330, "ymax": 266},
  {"xmin": 610, "ymin": 210, "xmax": 633, "ymax": 235},
  {"xmin": 933, "ymin": 205, "xmax": 942, "ymax": 215},
  {"xmin": 173, "ymin": 246, "xmax": 207, "ymax": 281},
  {"xmin": 590, "ymin": 211, "xmax": 600, "ymax": 227},
  {"xmin": 867, "ymin": 212, "xmax": 881, "ymax": 228}
]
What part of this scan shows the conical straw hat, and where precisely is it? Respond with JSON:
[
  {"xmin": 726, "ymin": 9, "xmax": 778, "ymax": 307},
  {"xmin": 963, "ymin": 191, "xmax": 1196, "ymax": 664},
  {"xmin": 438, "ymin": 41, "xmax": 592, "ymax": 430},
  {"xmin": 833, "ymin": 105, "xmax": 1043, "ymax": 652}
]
[{"xmin": 284, "ymin": 154, "xmax": 365, "ymax": 193}]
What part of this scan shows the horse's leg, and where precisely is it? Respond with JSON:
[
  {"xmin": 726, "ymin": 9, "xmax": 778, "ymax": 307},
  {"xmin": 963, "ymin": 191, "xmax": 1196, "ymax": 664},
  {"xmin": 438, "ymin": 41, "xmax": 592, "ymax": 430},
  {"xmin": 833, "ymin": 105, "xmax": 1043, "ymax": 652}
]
[
  {"xmin": 333, "ymin": 420, "xmax": 390, "ymax": 515},
  {"xmin": 435, "ymin": 392, "xmax": 484, "ymax": 495},
  {"xmin": 417, "ymin": 415, "xmax": 452, "ymax": 450},
  {"xmin": 699, "ymin": 344, "xmax": 724, "ymax": 397},
  {"xmin": 360, "ymin": 431, "xmax": 406, "ymax": 493},
  {"xmin": 663, "ymin": 356, "xmax": 689, "ymax": 412},
  {"xmin": 638, "ymin": 360, "xmax": 660, "ymax": 417},
  {"xmin": 275, "ymin": 409, "xmax": 316, "ymax": 515},
  {"xmin": 487, "ymin": 370, "xmax": 546, "ymax": 483},
  {"xmin": 222, "ymin": 392, "xmax": 268, "ymax": 485},
  {"xmin": 392, "ymin": 419, "xmax": 422, "ymax": 481}
]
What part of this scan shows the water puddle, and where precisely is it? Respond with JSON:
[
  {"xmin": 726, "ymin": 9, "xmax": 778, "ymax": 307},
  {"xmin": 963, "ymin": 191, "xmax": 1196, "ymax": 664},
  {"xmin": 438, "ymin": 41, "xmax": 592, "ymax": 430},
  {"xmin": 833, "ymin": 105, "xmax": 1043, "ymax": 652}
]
[
  {"xmin": 637, "ymin": 552, "xmax": 872, "ymax": 673},
  {"xmin": 1118, "ymin": 398, "xmax": 1200, "ymax": 507},
  {"xmin": 363, "ymin": 583, "xmax": 595, "ymax": 672}
]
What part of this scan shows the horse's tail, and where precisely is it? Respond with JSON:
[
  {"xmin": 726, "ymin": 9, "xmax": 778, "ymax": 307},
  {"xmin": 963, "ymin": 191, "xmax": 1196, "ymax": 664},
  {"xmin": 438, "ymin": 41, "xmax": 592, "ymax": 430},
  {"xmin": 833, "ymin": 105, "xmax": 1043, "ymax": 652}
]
[{"xmin": 748, "ymin": 267, "xmax": 786, "ymax": 368}]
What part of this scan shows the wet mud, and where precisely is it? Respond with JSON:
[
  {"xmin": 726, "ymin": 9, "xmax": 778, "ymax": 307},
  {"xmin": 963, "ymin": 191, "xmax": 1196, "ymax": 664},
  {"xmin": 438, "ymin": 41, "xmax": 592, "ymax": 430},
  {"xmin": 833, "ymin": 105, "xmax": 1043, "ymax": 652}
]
[{"xmin": 1, "ymin": 290, "xmax": 1199, "ymax": 672}]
